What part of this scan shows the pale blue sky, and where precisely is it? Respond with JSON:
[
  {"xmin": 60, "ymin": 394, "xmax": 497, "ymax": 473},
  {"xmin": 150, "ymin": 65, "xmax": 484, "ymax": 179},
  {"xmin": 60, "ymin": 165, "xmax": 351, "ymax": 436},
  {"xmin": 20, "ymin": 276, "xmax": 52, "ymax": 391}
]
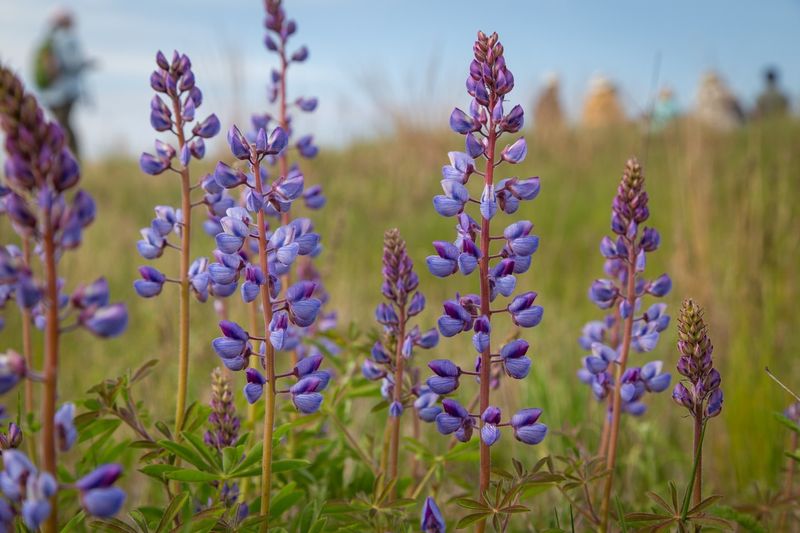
[{"xmin": 0, "ymin": 0, "xmax": 798, "ymax": 159}]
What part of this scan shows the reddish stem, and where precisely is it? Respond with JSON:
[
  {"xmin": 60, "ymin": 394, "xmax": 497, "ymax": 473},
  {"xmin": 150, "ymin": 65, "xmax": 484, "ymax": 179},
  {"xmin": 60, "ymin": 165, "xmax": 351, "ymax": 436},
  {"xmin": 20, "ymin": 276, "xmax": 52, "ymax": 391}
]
[
  {"xmin": 599, "ymin": 249, "xmax": 636, "ymax": 532},
  {"xmin": 693, "ymin": 406, "xmax": 703, "ymax": 507},
  {"xmin": 477, "ymin": 98, "xmax": 497, "ymax": 533},
  {"xmin": 41, "ymin": 208, "xmax": 60, "ymax": 533},
  {"xmin": 388, "ymin": 308, "xmax": 407, "ymax": 496}
]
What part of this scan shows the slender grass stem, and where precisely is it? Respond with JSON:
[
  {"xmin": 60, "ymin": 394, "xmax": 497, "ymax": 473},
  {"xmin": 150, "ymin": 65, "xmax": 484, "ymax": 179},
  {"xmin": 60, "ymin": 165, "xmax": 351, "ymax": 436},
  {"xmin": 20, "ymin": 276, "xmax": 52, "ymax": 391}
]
[{"xmin": 599, "ymin": 251, "xmax": 636, "ymax": 532}]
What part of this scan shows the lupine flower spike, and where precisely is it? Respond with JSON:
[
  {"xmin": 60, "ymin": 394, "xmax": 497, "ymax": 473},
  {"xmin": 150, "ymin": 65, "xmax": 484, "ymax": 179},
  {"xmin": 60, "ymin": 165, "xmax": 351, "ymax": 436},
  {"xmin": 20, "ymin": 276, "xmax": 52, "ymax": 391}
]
[
  {"xmin": 0, "ymin": 64, "xmax": 127, "ymax": 530},
  {"xmin": 591, "ymin": 158, "xmax": 671, "ymax": 531},
  {"xmin": 423, "ymin": 32, "xmax": 547, "ymax": 526},
  {"xmin": 209, "ymin": 109, "xmax": 325, "ymax": 527},
  {"xmin": 136, "ymin": 50, "xmax": 220, "ymax": 434},
  {"xmin": 363, "ymin": 229, "xmax": 437, "ymax": 493},
  {"xmin": 258, "ymin": 0, "xmax": 332, "ymax": 382},
  {"xmin": 672, "ymin": 299, "xmax": 722, "ymax": 508}
]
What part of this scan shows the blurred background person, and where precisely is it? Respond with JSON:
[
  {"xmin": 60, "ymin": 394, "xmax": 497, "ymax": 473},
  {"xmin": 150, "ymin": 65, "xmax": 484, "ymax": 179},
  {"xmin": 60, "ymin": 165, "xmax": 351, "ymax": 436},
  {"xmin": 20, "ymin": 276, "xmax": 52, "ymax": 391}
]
[
  {"xmin": 651, "ymin": 85, "xmax": 680, "ymax": 131},
  {"xmin": 33, "ymin": 7, "xmax": 93, "ymax": 159},
  {"xmin": 694, "ymin": 70, "xmax": 744, "ymax": 131},
  {"xmin": 533, "ymin": 73, "xmax": 566, "ymax": 136},
  {"xmin": 754, "ymin": 66, "xmax": 790, "ymax": 119},
  {"xmin": 581, "ymin": 75, "xmax": 626, "ymax": 128}
]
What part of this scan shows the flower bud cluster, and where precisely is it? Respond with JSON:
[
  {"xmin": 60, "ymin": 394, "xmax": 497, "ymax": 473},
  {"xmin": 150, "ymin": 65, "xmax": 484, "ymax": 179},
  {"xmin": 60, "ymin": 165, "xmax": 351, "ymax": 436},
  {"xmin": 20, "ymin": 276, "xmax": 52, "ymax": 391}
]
[
  {"xmin": 672, "ymin": 299, "xmax": 723, "ymax": 420},
  {"xmin": 362, "ymin": 229, "xmax": 438, "ymax": 417}
]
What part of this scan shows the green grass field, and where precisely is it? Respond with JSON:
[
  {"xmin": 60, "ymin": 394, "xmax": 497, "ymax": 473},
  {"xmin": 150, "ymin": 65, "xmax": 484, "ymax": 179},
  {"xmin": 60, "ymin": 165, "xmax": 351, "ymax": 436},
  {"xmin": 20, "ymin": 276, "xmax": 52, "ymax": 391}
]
[{"xmin": 2, "ymin": 116, "xmax": 798, "ymax": 515}]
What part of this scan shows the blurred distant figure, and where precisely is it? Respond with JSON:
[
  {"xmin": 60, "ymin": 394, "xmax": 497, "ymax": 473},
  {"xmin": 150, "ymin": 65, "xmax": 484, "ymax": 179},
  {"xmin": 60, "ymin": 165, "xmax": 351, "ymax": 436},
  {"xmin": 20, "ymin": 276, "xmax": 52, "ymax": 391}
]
[
  {"xmin": 754, "ymin": 67, "xmax": 790, "ymax": 119},
  {"xmin": 581, "ymin": 75, "xmax": 626, "ymax": 128},
  {"xmin": 694, "ymin": 71, "xmax": 744, "ymax": 131},
  {"xmin": 651, "ymin": 86, "xmax": 679, "ymax": 131},
  {"xmin": 533, "ymin": 73, "xmax": 565, "ymax": 133},
  {"xmin": 34, "ymin": 7, "xmax": 93, "ymax": 158}
]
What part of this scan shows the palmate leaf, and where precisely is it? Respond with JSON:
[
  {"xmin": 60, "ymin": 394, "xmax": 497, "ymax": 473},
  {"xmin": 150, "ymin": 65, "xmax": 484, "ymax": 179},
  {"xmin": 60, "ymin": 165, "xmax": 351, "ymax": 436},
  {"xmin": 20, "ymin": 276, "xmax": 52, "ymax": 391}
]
[
  {"xmin": 139, "ymin": 464, "xmax": 180, "ymax": 480},
  {"xmin": 131, "ymin": 358, "xmax": 159, "ymax": 384},
  {"xmin": 79, "ymin": 418, "xmax": 122, "ymax": 443},
  {"xmin": 182, "ymin": 431, "xmax": 222, "ymax": 471},
  {"xmin": 646, "ymin": 490, "xmax": 674, "ymax": 513},
  {"xmin": 88, "ymin": 518, "xmax": 139, "ymax": 533},
  {"xmin": 232, "ymin": 458, "xmax": 311, "ymax": 478},
  {"xmin": 687, "ymin": 494, "xmax": 722, "ymax": 515},
  {"xmin": 164, "ymin": 469, "xmax": 221, "ymax": 482},
  {"xmin": 455, "ymin": 497, "xmax": 489, "ymax": 511},
  {"xmin": 230, "ymin": 441, "xmax": 263, "ymax": 475},
  {"xmin": 456, "ymin": 512, "xmax": 491, "ymax": 529},
  {"xmin": 625, "ymin": 512, "xmax": 671, "ymax": 522},
  {"xmin": 155, "ymin": 492, "xmax": 190, "ymax": 533},
  {"xmin": 500, "ymin": 504, "xmax": 530, "ymax": 514},
  {"xmin": 157, "ymin": 439, "xmax": 210, "ymax": 470},
  {"xmin": 270, "ymin": 482, "xmax": 304, "ymax": 519}
]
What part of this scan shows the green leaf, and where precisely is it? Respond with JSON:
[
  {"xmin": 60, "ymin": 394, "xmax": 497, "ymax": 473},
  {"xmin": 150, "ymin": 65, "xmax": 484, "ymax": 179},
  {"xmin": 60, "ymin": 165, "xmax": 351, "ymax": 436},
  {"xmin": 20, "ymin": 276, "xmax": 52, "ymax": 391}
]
[
  {"xmin": 132, "ymin": 359, "xmax": 159, "ymax": 383},
  {"xmin": 164, "ymin": 469, "xmax": 221, "ymax": 482},
  {"xmin": 687, "ymin": 494, "xmax": 722, "ymax": 515},
  {"xmin": 222, "ymin": 446, "xmax": 241, "ymax": 473},
  {"xmin": 157, "ymin": 440, "xmax": 209, "ymax": 470},
  {"xmin": 139, "ymin": 464, "xmax": 180, "ymax": 480},
  {"xmin": 230, "ymin": 441, "xmax": 263, "ymax": 475},
  {"xmin": 60, "ymin": 511, "xmax": 87, "ymax": 532},
  {"xmin": 79, "ymin": 418, "xmax": 122, "ymax": 443},
  {"xmin": 182, "ymin": 432, "xmax": 222, "ymax": 471},
  {"xmin": 500, "ymin": 504, "xmax": 530, "ymax": 514},
  {"xmin": 156, "ymin": 492, "xmax": 190, "ymax": 533},
  {"xmin": 273, "ymin": 458, "xmax": 311, "ymax": 473},
  {"xmin": 456, "ymin": 512, "xmax": 491, "ymax": 529},
  {"xmin": 455, "ymin": 498, "xmax": 488, "ymax": 511},
  {"xmin": 270, "ymin": 482, "xmax": 304, "ymax": 519},
  {"xmin": 308, "ymin": 518, "xmax": 328, "ymax": 533},
  {"xmin": 88, "ymin": 518, "xmax": 139, "ymax": 533}
]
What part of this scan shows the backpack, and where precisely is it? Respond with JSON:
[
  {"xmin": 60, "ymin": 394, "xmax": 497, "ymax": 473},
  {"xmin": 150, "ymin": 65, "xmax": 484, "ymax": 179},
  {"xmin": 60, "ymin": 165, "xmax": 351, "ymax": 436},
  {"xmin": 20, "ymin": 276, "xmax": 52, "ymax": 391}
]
[{"xmin": 33, "ymin": 35, "xmax": 60, "ymax": 89}]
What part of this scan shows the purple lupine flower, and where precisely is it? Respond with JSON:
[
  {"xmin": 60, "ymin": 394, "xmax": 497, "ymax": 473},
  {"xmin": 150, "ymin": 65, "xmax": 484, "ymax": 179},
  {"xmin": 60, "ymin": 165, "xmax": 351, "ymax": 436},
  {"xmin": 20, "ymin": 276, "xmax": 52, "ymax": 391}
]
[
  {"xmin": 75, "ymin": 464, "xmax": 126, "ymax": 518},
  {"xmin": 480, "ymin": 406, "xmax": 502, "ymax": 446},
  {"xmin": 368, "ymin": 229, "xmax": 438, "ymax": 486},
  {"xmin": 510, "ymin": 408, "xmax": 548, "ymax": 445},
  {"xmin": 0, "ymin": 350, "xmax": 27, "ymax": 395},
  {"xmin": 0, "ymin": 67, "xmax": 128, "ymax": 498},
  {"xmin": 424, "ymin": 35, "xmax": 547, "ymax": 508},
  {"xmin": 421, "ymin": 496, "xmax": 446, "ymax": 533},
  {"xmin": 55, "ymin": 402, "xmax": 77, "ymax": 452},
  {"xmin": 135, "ymin": 51, "xmax": 220, "ymax": 438},
  {"xmin": 0, "ymin": 422, "xmax": 23, "ymax": 450},
  {"xmin": 577, "ymin": 158, "xmax": 672, "ymax": 427}
]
